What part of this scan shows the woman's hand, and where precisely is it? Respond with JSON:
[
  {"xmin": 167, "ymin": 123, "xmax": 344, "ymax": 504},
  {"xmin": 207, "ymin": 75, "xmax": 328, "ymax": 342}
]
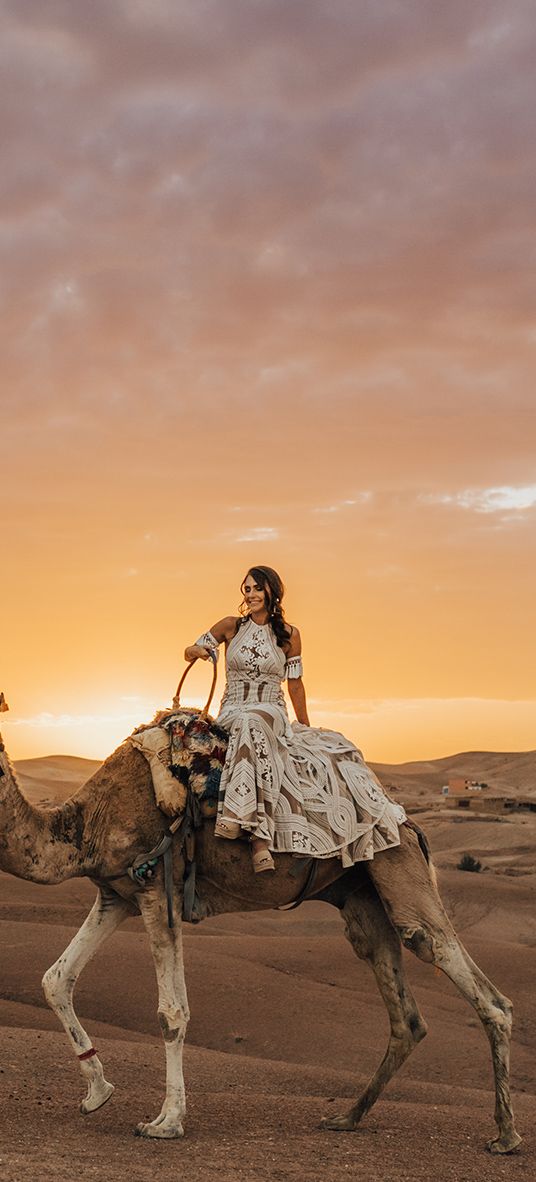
[{"xmin": 184, "ymin": 644, "xmax": 214, "ymax": 662}]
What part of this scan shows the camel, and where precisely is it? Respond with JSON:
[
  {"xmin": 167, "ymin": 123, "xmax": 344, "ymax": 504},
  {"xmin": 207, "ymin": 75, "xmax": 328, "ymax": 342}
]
[{"xmin": 0, "ymin": 695, "xmax": 522, "ymax": 1154}]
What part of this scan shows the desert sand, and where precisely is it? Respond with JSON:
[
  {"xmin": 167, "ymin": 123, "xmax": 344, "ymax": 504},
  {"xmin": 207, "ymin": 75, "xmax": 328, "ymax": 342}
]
[{"xmin": 0, "ymin": 750, "xmax": 534, "ymax": 1182}]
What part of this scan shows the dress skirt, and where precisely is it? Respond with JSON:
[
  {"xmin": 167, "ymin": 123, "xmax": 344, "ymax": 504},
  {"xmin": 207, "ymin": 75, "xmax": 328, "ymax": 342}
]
[{"xmin": 216, "ymin": 699, "xmax": 406, "ymax": 868}]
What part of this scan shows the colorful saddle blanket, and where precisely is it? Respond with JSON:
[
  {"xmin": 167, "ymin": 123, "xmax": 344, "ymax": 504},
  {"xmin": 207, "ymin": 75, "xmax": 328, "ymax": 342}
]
[
  {"xmin": 130, "ymin": 708, "xmax": 228, "ymax": 819},
  {"xmin": 164, "ymin": 709, "xmax": 228, "ymax": 816}
]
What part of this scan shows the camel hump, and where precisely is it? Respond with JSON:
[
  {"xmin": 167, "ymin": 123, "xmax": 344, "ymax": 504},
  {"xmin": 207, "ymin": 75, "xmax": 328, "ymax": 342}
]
[{"xmin": 0, "ymin": 693, "xmax": 9, "ymax": 712}]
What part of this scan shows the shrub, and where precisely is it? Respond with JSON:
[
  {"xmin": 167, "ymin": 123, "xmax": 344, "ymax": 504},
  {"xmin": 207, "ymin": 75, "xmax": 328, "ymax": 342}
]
[{"xmin": 457, "ymin": 852, "xmax": 482, "ymax": 873}]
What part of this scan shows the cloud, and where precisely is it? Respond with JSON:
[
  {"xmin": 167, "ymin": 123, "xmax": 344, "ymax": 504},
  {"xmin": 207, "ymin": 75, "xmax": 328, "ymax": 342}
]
[
  {"xmin": 234, "ymin": 527, "xmax": 280, "ymax": 543},
  {"xmin": 313, "ymin": 494, "xmax": 372, "ymax": 514},
  {"xmin": 2, "ymin": 0, "xmax": 535, "ymax": 497},
  {"xmin": 421, "ymin": 485, "xmax": 536, "ymax": 513}
]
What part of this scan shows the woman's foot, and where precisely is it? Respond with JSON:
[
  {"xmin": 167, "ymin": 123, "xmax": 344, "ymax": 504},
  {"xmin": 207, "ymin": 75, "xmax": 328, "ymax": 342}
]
[
  {"xmin": 214, "ymin": 817, "xmax": 241, "ymax": 840},
  {"xmin": 251, "ymin": 839, "xmax": 275, "ymax": 873}
]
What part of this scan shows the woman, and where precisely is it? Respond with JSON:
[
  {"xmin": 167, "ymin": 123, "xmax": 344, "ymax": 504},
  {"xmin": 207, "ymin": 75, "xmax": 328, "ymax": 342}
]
[{"xmin": 185, "ymin": 565, "xmax": 406, "ymax": 873}]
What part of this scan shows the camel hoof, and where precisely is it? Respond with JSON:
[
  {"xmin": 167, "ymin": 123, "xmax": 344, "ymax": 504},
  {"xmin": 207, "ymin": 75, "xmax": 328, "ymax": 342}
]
[
  {"xmin": 486, "ymin": 1132, "xmax": 522, "ymax": 1155},
  {"xmin": 135, "ymin": 1119, "xmax": 184, "ymax": 1140},
  {"xmin": 80, "ymin": 1081, "xmax": 114, "ymax": 1114},
  {"xmin": 320, "ymin": 1112, "xmax": 358, "ymax": 1132}
]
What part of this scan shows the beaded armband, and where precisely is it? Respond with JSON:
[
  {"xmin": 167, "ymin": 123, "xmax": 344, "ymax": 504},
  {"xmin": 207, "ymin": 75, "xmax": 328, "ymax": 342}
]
[
  {"xmin": 195, "ymin": 630, "xmax": 220, "ymax": 662},
  {"xmin": 285, "ymin": 656, "xmax": 303, "ymax": 680}
]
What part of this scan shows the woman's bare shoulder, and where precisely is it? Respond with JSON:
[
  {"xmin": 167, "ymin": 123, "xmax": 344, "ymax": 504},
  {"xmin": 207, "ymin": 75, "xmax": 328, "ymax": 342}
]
[{"xmin": 210, "ymin": 615, "xmax": 241, "ymax": 641}]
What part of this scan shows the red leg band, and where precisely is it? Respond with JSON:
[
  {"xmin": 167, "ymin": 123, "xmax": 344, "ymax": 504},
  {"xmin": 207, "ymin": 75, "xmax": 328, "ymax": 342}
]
[{"xmin": 78, "ymin": 1047, "xmax": 98, "ymax": 1061}]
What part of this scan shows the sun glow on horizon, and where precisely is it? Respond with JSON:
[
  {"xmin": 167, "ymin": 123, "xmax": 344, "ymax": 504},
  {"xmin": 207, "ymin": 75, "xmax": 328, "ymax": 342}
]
[{"xmin": 3, "ymin": 695, "xmax": 536, "ymax": 766}]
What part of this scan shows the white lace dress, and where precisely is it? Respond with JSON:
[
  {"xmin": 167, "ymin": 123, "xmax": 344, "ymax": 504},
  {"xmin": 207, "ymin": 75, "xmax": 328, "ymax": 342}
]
[{"xmin": 197, "ymin": 618, "xmax": 406, "ymax": 868}]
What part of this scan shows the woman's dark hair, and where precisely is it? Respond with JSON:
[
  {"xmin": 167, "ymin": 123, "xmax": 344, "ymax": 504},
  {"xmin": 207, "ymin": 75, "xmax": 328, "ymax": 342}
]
[{"xmin": 238, "ymin": 566, "xmax": 292, "ymax": 650}]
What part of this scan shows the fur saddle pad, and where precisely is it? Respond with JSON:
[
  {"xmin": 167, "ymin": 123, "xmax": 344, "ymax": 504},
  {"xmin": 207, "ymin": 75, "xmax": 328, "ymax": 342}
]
[{"xmin": 130, "ymin": 708, "xmax": 229, "ymax": 820}]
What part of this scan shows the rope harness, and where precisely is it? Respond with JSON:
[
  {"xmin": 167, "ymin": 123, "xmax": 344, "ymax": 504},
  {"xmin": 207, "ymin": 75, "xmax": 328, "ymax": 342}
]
[{"xmin": 127, "ymin": 786, "xmax": 204, "ymax": 926}]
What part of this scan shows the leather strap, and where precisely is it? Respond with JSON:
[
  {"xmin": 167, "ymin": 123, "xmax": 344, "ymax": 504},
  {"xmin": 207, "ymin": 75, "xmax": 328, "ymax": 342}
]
[{"xmin": 278, "ymin": 857, "xmax": 320, "ymax": 911}]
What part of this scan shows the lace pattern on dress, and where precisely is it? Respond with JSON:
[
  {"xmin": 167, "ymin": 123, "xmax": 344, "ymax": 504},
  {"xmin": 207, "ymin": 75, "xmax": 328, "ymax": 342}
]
[{"xmin": 236, "ymin": 625, "xmax": 273, "ymax": 679}]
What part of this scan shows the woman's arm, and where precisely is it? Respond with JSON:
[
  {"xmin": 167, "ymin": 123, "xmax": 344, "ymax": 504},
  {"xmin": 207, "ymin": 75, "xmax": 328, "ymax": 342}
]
[
  {"xmin": 286, "ymin": 625, "xmax": 310, "ymax": 725},
  {"xmin": 184, "ymin": 616, "xmax": 238, "ymax": 662},
  {"xmin": 288, "ymin": 677, "xmax": 310, "ymax": 726}
]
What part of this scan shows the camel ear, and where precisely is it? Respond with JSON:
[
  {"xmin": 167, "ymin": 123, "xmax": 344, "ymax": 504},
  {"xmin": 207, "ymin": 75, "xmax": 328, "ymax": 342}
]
[{"xmin": 0, "ymin": 693, "xmax": 9, "ymax": 712}]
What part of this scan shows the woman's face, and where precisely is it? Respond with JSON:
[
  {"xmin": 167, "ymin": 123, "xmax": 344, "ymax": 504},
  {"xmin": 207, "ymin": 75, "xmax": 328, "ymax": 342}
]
[{"xmin": 242, "ymin": 573, "xmax": 268, "ymax": 613}]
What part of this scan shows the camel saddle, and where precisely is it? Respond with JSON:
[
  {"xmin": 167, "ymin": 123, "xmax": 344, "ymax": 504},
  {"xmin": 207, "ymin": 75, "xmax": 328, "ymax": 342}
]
[
  {"xmin": 127, "ymin": 707, "xmax": 229, "ymax": 927},
  {"xmin": 130, "ymin": 707, "xmax": 228, "ymax": 821}
]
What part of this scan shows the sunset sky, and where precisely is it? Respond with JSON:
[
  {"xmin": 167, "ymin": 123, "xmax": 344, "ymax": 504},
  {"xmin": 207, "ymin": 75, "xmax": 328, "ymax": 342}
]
[{"xmin": 2, "ymin": 1, "xmax": 535, "ymax": 763}]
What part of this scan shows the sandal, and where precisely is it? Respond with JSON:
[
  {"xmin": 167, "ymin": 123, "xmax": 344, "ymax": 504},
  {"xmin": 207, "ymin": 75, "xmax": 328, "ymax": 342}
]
[
  {"xmin": 214, "ymin": 817, "xmax": 241, "ymax": 840},
  {"xmin": 252, "ymin": 848, "xmax": 275, "ymax": 874}
]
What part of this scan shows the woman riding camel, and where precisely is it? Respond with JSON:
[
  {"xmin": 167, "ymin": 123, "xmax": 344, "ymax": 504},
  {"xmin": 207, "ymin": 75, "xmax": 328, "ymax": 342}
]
[{"xmin": 185, "ymin": 565, "xmax": 406, "ymax": 873}]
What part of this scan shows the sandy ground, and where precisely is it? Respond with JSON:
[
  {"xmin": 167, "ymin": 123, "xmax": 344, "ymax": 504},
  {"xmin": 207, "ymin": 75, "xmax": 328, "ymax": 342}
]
[{"xmin": 0, "ymin": 754, "xmax": 534, "ymax": 1181}]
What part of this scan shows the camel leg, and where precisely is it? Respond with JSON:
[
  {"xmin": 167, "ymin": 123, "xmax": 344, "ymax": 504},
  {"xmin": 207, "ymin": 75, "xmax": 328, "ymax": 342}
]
[
  {"xmin": 368, "ymin": 826, "xmax": 522, "ymax": 1154},
  {"xmin": 42, "ymin": 887, "xmax": 134, "ymax": 1113},
  {"xmin": 321, "ymin": 876, "xmax": 427, "ymax": 1132},
  {"xmin": 135, "ymin": 883, "xmax": 189, "ymax": 1140}
]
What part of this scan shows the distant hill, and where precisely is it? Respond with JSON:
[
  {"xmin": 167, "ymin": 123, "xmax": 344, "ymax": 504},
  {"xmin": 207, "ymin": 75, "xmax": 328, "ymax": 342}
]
[
  {"xmin": 15, "ymin": 754, "xmax": 102, "ymax": 805},
  {"xmin": 372, "ymin": 750, "xmax": 536, "ymax": 803},
  {"xmin": 13, "ymin": 749, "xmax": 535, "ymax": 807}
]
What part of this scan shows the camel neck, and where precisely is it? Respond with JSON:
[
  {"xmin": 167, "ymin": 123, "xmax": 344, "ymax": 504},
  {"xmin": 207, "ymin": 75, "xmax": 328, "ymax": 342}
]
[{"xmin": 0, "ymin": 748, "xmax": 85, "ymax": 884}]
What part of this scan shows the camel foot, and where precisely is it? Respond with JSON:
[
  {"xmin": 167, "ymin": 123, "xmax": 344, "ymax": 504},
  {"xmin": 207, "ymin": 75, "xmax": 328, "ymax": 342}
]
[
  {"xmin": 320, "ymin": 1111, "xmax": 359, "ymax": 1132},
  {"xmin": 486, "ymin": 1131, "xmax": 522, "ymax": 1155},
  {"xmin": 135, "ymin": 1116, "xmax": 185, "ymax": 1139},
  {"xmin": 80, "ymin": 1079, "xmax": 114, "ymax": 1114}
]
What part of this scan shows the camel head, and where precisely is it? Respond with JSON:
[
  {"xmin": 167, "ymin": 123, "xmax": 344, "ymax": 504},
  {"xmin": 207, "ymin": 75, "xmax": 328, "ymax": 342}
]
[{"xmin": 0, "ymin": 692, "xmax": 8, "ymax": 753}]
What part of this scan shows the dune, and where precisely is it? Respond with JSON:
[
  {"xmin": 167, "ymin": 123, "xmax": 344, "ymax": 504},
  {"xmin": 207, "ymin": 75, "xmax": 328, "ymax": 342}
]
[
  {"xmin": 15, "ymin": 754, "xmax": 102, "ymax": 805},
  {"xmin": 373, "ymin": 749, "xmax": 536, "ymax": 801},
  {"xmin": 14, "ymin": 746, "xmax": 535, "ymax": 808}
]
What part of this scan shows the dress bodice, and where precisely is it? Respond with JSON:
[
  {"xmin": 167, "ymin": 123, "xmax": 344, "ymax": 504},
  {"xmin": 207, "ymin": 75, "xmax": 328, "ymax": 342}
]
[
  {"xmin": 219, "ymin": 618, "xmax": 287, "ymax": 715},
  {"xmin": 226, "ymin": 618, "xmax": 286, "ymax": 680}
]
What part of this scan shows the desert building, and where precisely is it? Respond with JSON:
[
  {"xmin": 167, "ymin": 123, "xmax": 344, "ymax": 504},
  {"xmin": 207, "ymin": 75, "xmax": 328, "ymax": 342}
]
[{"xmin": 441, "ymin": 778, "xmax": 536, "ymax": 814}]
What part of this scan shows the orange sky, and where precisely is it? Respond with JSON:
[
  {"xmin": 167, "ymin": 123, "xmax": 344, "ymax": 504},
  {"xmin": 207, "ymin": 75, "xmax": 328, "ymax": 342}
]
[{"xmin": 2, "ymin": 2, "xmax": 535, "ymax": 763}]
